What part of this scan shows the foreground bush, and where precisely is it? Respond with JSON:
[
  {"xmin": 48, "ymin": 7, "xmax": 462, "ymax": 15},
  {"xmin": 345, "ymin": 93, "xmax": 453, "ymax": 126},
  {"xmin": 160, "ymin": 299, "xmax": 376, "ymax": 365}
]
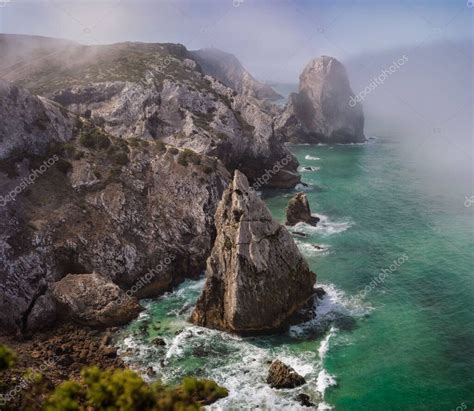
[
  {"xmin": 0, "ymin": 345, "xmax": 16, "ymax": 372},
  {"xmin": 44, "ymin": 366, "xmax": 227, "ymax": 411}
]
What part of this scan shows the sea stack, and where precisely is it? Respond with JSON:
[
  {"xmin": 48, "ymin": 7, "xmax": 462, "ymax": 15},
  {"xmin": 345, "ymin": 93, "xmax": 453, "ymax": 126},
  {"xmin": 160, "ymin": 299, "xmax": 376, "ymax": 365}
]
[
  {"xmin": 190, "ymin": 171, "xmax": 316, "ymax": 334},
  {"xmin": 286, "ymin": 192, "xmax": 320, "ymax": 226},
  {"xmin": 276, "ymin": 56, "xmax": 365, "ymax": 144}
]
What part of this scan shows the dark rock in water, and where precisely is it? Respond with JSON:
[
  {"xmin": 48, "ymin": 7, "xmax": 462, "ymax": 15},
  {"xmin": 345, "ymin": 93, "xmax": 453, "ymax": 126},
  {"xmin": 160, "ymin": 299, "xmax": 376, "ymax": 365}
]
[
  {"xmin": 267, "ymin": 360, "xmax": 306, "ymax": 389},
  {"xmin": 286, "ymin": 192, "xmax": 320, "ymax": 226},
  {"xmin": 191, "ymin": 171, "xmax": 316, "ymax": 335},
  {"xmin": 146, "ymin": 367, "xmax": 156, "ymax": 377},
  {"xmin": 295, "ymin": 393, "xmax": 315, "ymax": 407},
  {"xmin": 276, "ymin": 56, "xmax": 365, "ymax": 144},
  {"xmin": 151, "ymin": 337, "xmax": 166, "ymax": 347},
  {"xmin": 292, "ymin": 231, "xmax": 308, "ymax": 238},
  {"xmin": 51, "ymin": 273, "xmax": 142, "ymax": 328},
  {"xmin": 314, "ymin": 287, "xmax": 327, "ymax": 300},
  {"xmin": 303, "ymin": 166, "xmax": 313, "ymax": 171},
  {"xmin": 312, "ymin": 244, "xmax": 325, "ymax": 250}
]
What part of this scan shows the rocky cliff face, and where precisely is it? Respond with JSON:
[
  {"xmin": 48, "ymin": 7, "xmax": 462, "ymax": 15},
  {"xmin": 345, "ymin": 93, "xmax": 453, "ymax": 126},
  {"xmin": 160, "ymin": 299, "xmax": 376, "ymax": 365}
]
[
  {"xmin": 276, "ymin": 56, "xmax": 365, "ymax": 144},
  {"xmin": 0, "ymin": 81, "xmax": 230, "ymax": 335},
  {"xmin": 191, "ymin": 171, "xmax": 316, "ymax": 334},
  {"xmin": 1, "ymin": 35, "xmax": 299, "ymax": 189},
  {"xmin": 190, "ymin": 48, "xmax": 282, "ymax": 101}
]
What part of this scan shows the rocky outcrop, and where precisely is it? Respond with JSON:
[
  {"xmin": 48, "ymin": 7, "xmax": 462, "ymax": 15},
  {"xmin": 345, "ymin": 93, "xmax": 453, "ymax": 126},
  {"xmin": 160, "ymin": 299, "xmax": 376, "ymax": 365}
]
[
  {"xmin": 0, "ymin": 81, "xmax": 230, "ymax": 335},
  {"xmin": 276, "ymin": 56, "xmax": 365, "ymax": 144},
  {"xmin": 51, "ymin": 273, "xmax": 142, "ymax": 327},
  {"xmin": 1, "ymin": 35, "xmax": 299, "ymax": 189},
  {"xmin": 191, "ymin": 48, "xmax": 282, "ymax": 101},
  {"xmin": 285, "ymin": 192, "xmax": 319, "ymax": 226},
  {"xmin": 0, "ymin": 80, "xmax": 75, "ymax": 160},
  {"xmin": 266, "ymin": 360, "xmax": 306, "ymax": 389},
  {"xmin": 190, "ymin": 171, "xmax": 316, "ymax": 334}
]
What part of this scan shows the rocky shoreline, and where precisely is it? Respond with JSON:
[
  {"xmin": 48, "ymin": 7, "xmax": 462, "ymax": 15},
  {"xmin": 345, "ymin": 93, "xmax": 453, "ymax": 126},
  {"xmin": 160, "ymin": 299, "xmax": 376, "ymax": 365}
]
[{"xmin": 0, "ymin": 325, "xmax": 123, "ymax": 409}]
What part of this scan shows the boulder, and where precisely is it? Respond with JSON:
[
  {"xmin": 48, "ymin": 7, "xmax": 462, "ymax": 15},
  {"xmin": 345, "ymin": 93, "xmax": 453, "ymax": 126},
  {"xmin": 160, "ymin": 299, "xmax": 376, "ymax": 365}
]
[
  {"xmin": 190, "ymin": 171, "xmax": 316, "ymax": 334},
  {"xmin": 266, "ymin": 360, "xmax": 306, "ymax": 389},
  {"xmin": 276, "ymin": 56, "xmax": 365, "ymax": 144},
  {"xmin": 295, "ymin": 393, "xmax": 316, "ymax": 407},
  {"xmin": 51, "ymin": 273, "xmax": 142, "ymax": 328},
  {"xmin": 286, "ymin": 192, "xmax": 320, "ymax": 226}
]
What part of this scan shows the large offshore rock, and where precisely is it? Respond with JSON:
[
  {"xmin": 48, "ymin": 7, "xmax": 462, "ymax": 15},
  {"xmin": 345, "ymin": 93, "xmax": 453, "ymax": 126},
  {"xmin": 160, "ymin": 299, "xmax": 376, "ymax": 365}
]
[
  {"xmin": 276, "ymin": 56, "xmax": 365, "ymax": 144},
  {"xmin": 266, "ymin": 360, "xmax": 306, "ymax": 389},
  {"xmin": 51, "ymin": 273, "xmax": 142, "ymax": 327},
  {"xmin": 191, "ymin": 171, "xmax": 316, "ymax": 334},
  {"xmin": 285, "ymin": 192, "xmax": 319, "ymax": 226}
]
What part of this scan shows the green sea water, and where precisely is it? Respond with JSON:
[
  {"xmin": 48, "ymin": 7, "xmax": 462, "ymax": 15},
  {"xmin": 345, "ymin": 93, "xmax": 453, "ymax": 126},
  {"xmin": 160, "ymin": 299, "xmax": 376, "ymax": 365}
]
[{"xmin": 118, "ymin": 138, "xmax": 474, "ymax": 410}]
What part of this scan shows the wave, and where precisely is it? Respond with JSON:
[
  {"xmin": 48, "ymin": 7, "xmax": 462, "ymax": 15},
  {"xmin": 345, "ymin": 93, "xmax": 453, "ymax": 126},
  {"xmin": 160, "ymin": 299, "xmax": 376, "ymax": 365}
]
[
  {"xmin": 305, "ymin": 155, "xmax": 321, "ymax": 160},
  {"xmin": 294, "ymin": 183, "xmax": 315, "ymax": 192},
  {"xmin": 298, "ymin": 166, "xmax": 320, "ymax": 172},
  {"xmin": 292, "ymin": 214, "xmax": 353, "ymax": 236},
  {"xmin": 295, "ymin": 241, "xmax": 331, "ymax": 257}
]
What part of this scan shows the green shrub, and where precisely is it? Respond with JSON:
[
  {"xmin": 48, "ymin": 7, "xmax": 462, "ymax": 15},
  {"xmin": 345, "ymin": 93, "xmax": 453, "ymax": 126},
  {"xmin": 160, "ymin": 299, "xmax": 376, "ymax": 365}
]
[
  {"xmin": 43, "ymin": 367, "xmax": 227, "ymax": 411},
  {"xmin": 177, "ymin": 149, "xmax": 201, "ymax": 167},
  {"xmin": 56, "ymin": 158, "xmax": 72, "ymax": 174},
  {"xmin": 155, "ymin": 140, "xmax": 166, "ymax": 153},
  {"xmin": 79, "ymin": 129, "xmax": 111, "ymax": 150},
  {"xmin": 0, "ymin": 344, "xmax": 16, "ymax": 371},
  {"xmin": 113, "ymin": 152, "xmax": 129, "ymax": 166},
  {"xmin": 44, "ymin": 380, "xmax": 84, "ymax": 411}
]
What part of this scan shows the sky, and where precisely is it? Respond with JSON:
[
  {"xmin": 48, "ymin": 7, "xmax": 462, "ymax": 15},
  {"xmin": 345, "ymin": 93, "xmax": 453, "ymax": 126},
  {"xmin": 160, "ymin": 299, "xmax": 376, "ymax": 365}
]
[{"xmin": 0, "ymin": 0, "xmax": 472, "ymax": 83}]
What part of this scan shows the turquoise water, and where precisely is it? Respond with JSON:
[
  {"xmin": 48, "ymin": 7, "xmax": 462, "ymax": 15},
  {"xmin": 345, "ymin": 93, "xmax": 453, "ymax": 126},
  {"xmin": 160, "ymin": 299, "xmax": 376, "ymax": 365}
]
[{"xmin": 118, "ymin": 139, "xmax": 474, "ymax": 410}]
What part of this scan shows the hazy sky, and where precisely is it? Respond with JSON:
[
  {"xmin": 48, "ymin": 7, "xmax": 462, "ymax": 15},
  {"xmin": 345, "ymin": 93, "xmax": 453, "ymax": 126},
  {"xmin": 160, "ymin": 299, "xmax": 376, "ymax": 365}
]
[{"xmin": 0, "ymin": 0, "xmax": 472, "ymax": 82}]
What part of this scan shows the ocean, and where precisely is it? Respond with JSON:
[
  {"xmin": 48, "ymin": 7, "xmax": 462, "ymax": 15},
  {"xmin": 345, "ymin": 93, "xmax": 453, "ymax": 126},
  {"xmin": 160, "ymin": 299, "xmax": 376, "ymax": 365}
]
[{"xmin": 118, "ymin": 138, "xmax": 474, "ymax": 410}]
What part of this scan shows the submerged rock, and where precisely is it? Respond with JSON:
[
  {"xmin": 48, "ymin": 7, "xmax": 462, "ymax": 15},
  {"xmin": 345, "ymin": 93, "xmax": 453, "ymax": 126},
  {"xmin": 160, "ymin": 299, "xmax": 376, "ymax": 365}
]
[
  {"xmin": 276, "ymin": 56, "xmax": 365, "ymax": 144},
  {"xmin": 266, "ymin": 360, "xmax": 306, "ymax": 389},
  {"xmin": 190, "ymin": 171, "xmax": 316, "ymax": 334},
  {"xmin": 286, "ymin": 192, "xmax": 320, "ymax": 226},
  {"xmin": 51, "ymin": 273, "xmax": 142, "ymax": 328}
]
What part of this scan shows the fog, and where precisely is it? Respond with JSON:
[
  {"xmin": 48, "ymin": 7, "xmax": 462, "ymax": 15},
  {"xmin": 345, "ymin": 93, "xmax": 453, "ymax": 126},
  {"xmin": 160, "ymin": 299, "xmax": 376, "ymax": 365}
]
[{"xmin": 1, "ymin": 0, "xmax": 472, "ymax": 192}]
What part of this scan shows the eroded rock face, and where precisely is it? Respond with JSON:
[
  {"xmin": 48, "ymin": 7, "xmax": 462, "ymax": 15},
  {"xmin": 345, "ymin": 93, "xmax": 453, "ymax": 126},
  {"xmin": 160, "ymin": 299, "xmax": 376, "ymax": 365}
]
[
  {"xmin": 0, "ymin": 81, "xmax": 230, "ymax": 335},
  {"xmin": 191, "ymin": 48, "xmax": 282, "ymax": 101},
  {"xmin": 1, "ymin": 35, "xmax": 299, "ymax": 188},
  {"xmin": 285, "ymin": 192, "xmax": 320, "ymax": 226},
  {"xmin": 51, "ymin": 273, "xmax": 142, "ymax": 327},
  {"xmin": 0, "ymin": 80, "xmax": 75, "ymax": 160},
  {"xmin": 190, "ymin": 171, "xmax": 316, "ymax": 334},
  {"xmin": 276, "ymin": 56, "xmax": 365, "ymax": 144},
  {"xmin": 266, "ymin": 360, "xmax": 306, "ymax": 389}
]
